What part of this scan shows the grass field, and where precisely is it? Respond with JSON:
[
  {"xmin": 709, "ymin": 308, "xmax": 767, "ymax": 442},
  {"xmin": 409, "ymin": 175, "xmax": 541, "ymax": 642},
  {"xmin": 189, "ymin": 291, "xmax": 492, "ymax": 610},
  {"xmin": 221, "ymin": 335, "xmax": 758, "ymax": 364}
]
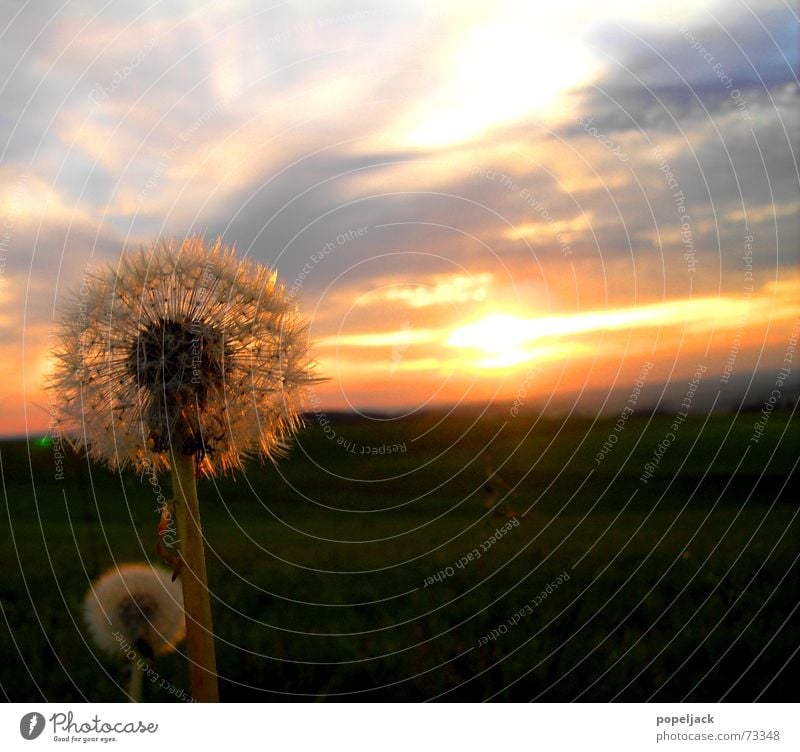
[{"xmin": 1, "ymin": 408, "xmax": 797, "ymax": 701}]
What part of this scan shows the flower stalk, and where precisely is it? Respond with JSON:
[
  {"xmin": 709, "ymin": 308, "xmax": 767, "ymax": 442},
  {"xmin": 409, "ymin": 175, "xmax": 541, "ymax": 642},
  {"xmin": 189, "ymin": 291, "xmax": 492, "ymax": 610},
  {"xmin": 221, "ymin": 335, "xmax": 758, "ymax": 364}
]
[
  {"xmin": 170, "ymin": 450, "xmax": 219, "ymax": 702},
  {"xmin": 127, "ymin": 661, "xmax": 145, "ymax": 703}
]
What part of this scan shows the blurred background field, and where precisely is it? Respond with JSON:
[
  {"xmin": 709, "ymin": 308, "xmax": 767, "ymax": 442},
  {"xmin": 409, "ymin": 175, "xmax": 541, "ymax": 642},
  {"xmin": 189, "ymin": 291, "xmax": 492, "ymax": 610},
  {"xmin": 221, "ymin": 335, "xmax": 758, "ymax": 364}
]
[{"xmin": 1, "ymin": 409, "xmax": 797, "ymax": 701}]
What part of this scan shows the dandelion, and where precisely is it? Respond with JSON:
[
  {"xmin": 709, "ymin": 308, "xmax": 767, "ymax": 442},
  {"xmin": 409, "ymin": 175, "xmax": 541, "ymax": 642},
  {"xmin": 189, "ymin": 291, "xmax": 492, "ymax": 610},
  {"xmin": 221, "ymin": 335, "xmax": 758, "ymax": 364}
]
[
  {"xmin": 50, "ymin": 236, "xmax": 319, "ymax": 701},
  {"xmin": 49, "ymin": 236, "xmax": 314, "ymax": 476},
  {"xmin": 84, "ymin": 563, "xmax": 185, "ymax": 701}
]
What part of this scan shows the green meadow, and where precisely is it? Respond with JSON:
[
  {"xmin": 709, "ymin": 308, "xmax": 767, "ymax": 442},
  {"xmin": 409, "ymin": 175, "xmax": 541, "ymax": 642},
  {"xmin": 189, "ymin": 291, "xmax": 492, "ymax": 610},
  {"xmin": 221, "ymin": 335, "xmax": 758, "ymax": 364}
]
[{"xmin": 1, "ymin": 409, "xmax": 797, "ymax": 701}]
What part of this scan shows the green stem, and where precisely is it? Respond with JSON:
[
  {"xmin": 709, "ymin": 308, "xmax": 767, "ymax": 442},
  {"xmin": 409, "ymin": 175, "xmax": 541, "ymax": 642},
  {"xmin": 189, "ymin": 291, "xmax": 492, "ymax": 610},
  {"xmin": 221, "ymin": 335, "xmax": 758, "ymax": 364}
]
[
  {"xmin": 171, "ymin": 452, "xmax": 219, "ymax": 702},
  {"xmin": 127, "ymin": 660, "xmax": 144, "ymax": 703}
]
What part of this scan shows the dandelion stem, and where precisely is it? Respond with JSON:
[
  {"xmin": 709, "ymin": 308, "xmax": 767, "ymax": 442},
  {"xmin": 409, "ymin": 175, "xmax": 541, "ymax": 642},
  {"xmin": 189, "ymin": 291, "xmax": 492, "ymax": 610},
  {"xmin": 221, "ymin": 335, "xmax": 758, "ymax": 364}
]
[
  {"xmin": 127, "ymin": 661, "xmax": 144, "ymax": 703},
  {"xmin": 171, "ymin": 452, "xmax": 219, "ymax": 702}
]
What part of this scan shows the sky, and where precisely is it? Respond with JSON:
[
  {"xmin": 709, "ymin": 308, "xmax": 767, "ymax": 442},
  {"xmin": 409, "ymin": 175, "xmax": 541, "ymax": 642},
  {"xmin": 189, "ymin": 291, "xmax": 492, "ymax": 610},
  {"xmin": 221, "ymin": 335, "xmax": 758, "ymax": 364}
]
[{"xmin": 0, "ymin": 0, "xmax": 798, "ymax": 435}]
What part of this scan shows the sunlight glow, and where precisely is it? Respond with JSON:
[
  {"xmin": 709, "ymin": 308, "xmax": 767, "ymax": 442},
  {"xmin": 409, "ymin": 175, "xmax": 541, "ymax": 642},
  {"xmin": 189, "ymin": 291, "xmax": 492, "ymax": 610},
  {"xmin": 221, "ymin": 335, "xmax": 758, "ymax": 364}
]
[
  {"xmin": 319, "ymin": 329, "xmax": 440, "ymax": 349},
  {"xmin": 446, "ymin": 296, "xmax": 755, "ymax": 367},
  {"xmin": 447, "ymin": 313, "xmax": 534, "ymax": 352},
  {"xmin": 405, "ymin": 20, "xmax": 593, "ymax": 148}
]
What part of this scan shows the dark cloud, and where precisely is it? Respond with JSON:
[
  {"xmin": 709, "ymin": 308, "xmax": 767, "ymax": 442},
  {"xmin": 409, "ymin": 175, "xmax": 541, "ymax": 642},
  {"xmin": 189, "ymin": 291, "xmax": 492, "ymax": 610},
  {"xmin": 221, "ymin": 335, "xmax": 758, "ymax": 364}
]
[
  {"xmin": 570, "ymin": 2, "xmax": 799, "ymax": 133},
  {"xmin": 592, "ymin": 3, "xmax": 797, "ymax": 89}
]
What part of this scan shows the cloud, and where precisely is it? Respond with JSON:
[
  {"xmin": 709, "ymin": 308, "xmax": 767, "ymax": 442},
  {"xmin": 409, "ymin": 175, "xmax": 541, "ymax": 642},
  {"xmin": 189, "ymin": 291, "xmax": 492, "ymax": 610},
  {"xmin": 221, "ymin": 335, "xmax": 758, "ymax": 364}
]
[
  {"xmin": 579, "ymin": 2, "xmax": 799, "ymax": 128},
  {"xmin": 360, "ymin": 272, "xmax": 493, "ymax": 308},
  {"xmin": 1, "ymin": 0, "xmax": 798, "ymax": 430}
]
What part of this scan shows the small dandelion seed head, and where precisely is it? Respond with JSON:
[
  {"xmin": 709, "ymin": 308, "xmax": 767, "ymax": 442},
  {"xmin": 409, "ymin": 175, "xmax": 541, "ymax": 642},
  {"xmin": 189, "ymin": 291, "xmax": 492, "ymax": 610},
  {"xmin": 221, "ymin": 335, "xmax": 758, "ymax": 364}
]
[
  {"xmin": 83, "ymin": 564, "xmax": 185, "ymax": 657},
  {"xmin": 48, "ymin": 236, "xmax": 320, "ymax": 475}
]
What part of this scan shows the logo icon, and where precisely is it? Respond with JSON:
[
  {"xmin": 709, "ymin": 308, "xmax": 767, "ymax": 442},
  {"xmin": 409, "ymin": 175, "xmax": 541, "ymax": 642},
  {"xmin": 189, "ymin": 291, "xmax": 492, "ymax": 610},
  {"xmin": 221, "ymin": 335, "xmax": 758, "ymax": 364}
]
[
  {"xmin": 20, "ymin": 712, "xmax": 45, "ymax": 740},
  {"xmin": 389, "ymin": 320, "xmax": 412, "ymax": 376}
]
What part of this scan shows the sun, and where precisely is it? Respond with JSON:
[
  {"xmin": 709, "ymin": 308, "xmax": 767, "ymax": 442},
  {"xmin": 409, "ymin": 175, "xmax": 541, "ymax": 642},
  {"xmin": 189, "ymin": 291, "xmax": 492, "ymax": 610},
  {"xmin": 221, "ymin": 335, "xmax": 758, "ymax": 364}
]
[
  {"xmin": 447, "ymin": 313, "xmax": 538, "ymax": 368},
  {"xmin": 447, "ymin": 313, "xmax": 532, "ymax": 350}
]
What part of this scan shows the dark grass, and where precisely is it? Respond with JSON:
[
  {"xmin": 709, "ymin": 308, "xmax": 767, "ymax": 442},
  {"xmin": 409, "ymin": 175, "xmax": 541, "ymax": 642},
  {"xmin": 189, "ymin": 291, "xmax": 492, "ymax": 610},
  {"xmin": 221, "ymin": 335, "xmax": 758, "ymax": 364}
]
[{"xmin": 1, "ymin": 409, "xmax": 798, "ymax": 701}]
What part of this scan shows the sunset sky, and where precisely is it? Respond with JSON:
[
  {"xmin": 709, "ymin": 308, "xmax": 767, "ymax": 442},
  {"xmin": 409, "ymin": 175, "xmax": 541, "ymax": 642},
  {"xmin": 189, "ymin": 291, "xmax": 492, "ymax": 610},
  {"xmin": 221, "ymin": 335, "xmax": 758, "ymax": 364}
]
[{"xmin": 1, "ymin": 0, "xmax": 798, "ymax": 435}]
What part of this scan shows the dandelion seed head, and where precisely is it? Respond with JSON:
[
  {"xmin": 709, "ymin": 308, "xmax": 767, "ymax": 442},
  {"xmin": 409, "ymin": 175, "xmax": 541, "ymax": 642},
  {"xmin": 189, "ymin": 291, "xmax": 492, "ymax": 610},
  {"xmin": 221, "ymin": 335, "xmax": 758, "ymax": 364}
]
[
  {"xmin": 48, "ymin": 236, "xmax": 318, "ymax": 474},
  {"xmin": 83, "ymin": 564, "xmax": 185, "ymax": 657}
]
